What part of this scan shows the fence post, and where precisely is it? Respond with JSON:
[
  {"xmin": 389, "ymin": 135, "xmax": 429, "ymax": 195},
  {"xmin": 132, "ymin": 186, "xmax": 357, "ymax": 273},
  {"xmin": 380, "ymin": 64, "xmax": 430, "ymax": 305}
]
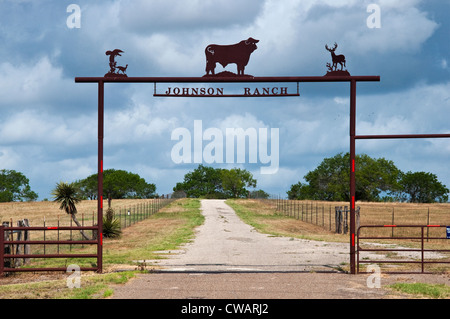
[
  {"xmin": 335, "ymin": 207, "xmax": 338, "ymax": 233},
  {"xmin": 322, "ymin": 206, "xmax": 324, "ymax": 227},
  {"xmin": 392, "ymin": 208, "xmax": 395, "ymax": 238},
  {"xmin": 329, "ymin": 205, "xmax": 331, "ymax": 231},
  {"xmin": 335, "ymin": 206, "xmax": 342, "ymax": 233},
  {"xmin": 315, "ymin": 204, "xmax": 318, "ymax": 225},
  {"xmin": 23, "ymin": 219, "xmax": 30, "ymax": 265},
  {"xmin": 355, "ymin": 207, "xmax": 360, "ymax": 232},
  {"xmin": 15, "ymin": 220, "xmax": 23, "ymax": 267},
  {"xmin": 343, "ymin": 206, "xmax": 349, "ymax": 234}
]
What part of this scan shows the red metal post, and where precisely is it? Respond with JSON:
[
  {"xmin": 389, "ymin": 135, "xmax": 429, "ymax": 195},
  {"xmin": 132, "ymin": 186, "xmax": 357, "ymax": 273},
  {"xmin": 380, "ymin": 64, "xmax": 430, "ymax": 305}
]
[
  {"xmin": 97, "ymin": 80, "xmax": 104, "ymax": 273},
  {"xmin": 349, "ymin": 79, "xmax": 357, "ymax": 274},
  {"xmin": 0, "ymin": 225, "xmax": 4, "ymax": 276},
  {"xmin": 421, "ymin": 226, "xmax": 424, "ymax": 273}
]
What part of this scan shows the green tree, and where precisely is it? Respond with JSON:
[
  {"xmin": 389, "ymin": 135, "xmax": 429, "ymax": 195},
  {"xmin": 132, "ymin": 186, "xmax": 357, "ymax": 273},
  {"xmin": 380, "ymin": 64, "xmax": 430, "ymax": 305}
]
[
  {"xmin": 173, "ymin": 165, "xmax": 257, "ymax": 198},
  {"xmin": 355, "ymin": 154, "xmax": 402, "ymax": 201},
  {"xmin": 75, "ymin": 173, "xmax": 97, "ymax": 199},
  {"xmin": 0, "ymin": 169, "xmax": 38, "ymax": 202},
  {"xmin": 399, "ymin": 171, "xmax": 449, "ymax": 203},
  {"xmin": 75, "ymin": 169, "xmax": 156, "ymax": 199},
  {"xmin": 287, "ymin": 181, "xmax": 312, "ymax": 200},
  {"xmin": 173, "ymin": 165, "xmax": 224, "ymax": 198},
  {"xmin": 51, "ymin": 181, "xmax": 90, "ymax": 240},
  {"xmin": 249, "ymin": 189, "xmax": 270, "ymax": 199},
  {"xmin": 302, "ymin": 153, "xmax": 349, "ymax": 201},
  {"xmin": 288, "ymin": 153, "xmax": 402, "ymax": 201},
  {"xmin": 221, "ymin": 168, "xmax": 257, "ymax": 198}
]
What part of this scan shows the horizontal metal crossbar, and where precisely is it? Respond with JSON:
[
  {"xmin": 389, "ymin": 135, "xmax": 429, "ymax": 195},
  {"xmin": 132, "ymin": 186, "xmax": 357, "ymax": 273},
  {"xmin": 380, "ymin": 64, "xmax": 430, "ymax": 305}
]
[
  {"xmin": 2, "ymin": 267, "xmax": 98, "ymax": 273},
  {"xmin": 2, "ymin": 226, "xmax": 98, "ymax": 231},
  {"xmin": 6, "ymin": 240, "xmax": 97, "ymax": 245},
  {"xmin": 3, "ymin": 254, "xmax": 98, "ymax": 259},
  {"xmin": 356, "ymin": 134, "xmax": 450, "ymax": 139},
  {"xmin": 75, "ymin": 75, "xmax": 380, "ymax": 83}
]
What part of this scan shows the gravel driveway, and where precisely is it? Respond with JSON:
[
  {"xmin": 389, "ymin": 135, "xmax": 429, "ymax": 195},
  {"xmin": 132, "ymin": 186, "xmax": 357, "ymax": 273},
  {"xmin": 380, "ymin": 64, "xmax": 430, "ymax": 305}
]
[
  {"xmin": 111, "ymin": 199, "xmax": 449, "ymax": 299},
  {"xmin": 148, "ymin": 199, "xmax": 349, "ymax": 272}
]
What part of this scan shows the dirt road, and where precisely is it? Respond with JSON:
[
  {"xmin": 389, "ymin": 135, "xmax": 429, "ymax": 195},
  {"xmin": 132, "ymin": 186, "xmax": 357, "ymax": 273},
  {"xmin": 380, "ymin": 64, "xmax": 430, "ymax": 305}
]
[{"xmin": 111, "ymin": 199, "xmax": 449, "ymax": 299}]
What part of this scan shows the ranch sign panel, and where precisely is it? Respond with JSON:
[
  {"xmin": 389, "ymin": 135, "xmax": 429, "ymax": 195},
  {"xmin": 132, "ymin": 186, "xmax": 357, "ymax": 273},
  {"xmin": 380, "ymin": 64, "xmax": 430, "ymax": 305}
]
[{"xmin": 155, "ymin": 85, "xmax": 297, "ymax": 97}]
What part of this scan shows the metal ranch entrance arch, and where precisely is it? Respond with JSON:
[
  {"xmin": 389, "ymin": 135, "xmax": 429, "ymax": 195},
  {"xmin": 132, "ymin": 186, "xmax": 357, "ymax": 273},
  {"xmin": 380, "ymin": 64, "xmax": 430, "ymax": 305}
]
[{"xmin": 75, "ymin": 74, "xmax": 381, "ymax": 274}]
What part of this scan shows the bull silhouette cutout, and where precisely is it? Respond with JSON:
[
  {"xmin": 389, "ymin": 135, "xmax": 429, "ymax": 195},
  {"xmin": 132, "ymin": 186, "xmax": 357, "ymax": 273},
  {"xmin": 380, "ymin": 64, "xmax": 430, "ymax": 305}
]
[{"xmin": 204, "ymin": 37, "xmax": 259, "ymax": 76}]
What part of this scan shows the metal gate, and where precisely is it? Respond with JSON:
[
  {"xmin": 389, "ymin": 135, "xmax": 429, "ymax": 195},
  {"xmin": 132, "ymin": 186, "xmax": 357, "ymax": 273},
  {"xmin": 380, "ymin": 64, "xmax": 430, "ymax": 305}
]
[
  {"xmin": 0, "ymin": 224, "xmax": 100, "ymax": 275},
  {"xmin": 357, "ymin": 225, "xmax": 450, "ymax": 274}
]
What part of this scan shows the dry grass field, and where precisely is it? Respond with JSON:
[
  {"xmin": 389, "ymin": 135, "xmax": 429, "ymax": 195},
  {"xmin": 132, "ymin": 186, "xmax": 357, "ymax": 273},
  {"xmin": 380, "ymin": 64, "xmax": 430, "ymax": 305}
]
[{"xmin": 0, "ymin": 198, "xmax": 153, "ymax": 227}]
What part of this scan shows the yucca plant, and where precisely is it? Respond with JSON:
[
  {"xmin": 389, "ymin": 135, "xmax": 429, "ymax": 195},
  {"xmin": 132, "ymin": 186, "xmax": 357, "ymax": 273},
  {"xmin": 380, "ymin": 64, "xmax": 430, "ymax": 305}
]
[
  {"xmin": 52, "ymin": 181, "xmax": 90, "ymax": 240},
  {"xmin": 102, "ymin": 206, "xmax": 122, "ymax": 238}
]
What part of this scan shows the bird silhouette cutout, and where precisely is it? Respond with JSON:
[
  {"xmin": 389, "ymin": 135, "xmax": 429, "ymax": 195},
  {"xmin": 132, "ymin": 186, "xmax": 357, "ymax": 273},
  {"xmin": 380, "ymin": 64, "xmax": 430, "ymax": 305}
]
[{"xmin": 105, "ymin": 49, "xmax": 128, "ymax": 77}]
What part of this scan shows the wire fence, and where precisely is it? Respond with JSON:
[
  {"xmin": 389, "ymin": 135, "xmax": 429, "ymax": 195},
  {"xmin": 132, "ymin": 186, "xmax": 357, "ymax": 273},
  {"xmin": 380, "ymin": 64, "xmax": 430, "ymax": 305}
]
[
  {"xmin": 256, "ymin": 195, "xmax": 450, "ymax": 238},
  {"xmin": 269, "ymin": 197, "xmax": 356, "ymax": 233},
  {"xmin": 110, "ymin": 197, "xmax": 175, "ymax": 230}
]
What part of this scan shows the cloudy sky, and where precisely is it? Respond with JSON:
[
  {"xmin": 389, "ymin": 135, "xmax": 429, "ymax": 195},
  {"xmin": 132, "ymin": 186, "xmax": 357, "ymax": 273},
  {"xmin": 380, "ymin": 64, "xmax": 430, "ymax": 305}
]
[{"xmin": 1, "ymin": 0, "xmax": 449, "ymax": 200}]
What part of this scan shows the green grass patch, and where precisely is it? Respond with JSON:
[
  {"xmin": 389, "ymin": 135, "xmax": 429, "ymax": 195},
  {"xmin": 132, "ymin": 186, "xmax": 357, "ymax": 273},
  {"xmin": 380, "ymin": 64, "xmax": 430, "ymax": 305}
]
[
  {"xmin": 389, "ymin": 282, "xmax": 450, "ymax": 299},
  {"xmin": 225, "ymin": 199, "xmax": 276, "ymax": 234},
  {"xmin": 0, "ymin": 271, "xmax": 136, "ymax": 299}
]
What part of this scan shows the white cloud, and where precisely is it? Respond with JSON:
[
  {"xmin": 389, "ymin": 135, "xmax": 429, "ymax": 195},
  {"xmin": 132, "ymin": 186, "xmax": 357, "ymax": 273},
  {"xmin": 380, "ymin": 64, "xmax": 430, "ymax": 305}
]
[
  {"xmin": 105, "ymin": 102, "xmax": 178, "ymax": 145},
  {"xmin": 245, "ymin": 0, "xmax": 438, "ymax": 75},
  {"xmin": 0, "ymin": 148, "xmax": 23, "ymax": 169},
  {"xmin": 349, "ymin": 4, "xmax": 438, "ymax": 54},
  {"xmin": 119, "ymin": 0, "xmax": 263, "ymax": 32},
  {"xmin": 0, "ymin": 110, "xmax": 95, "ymax": 146},
  {"xmin": 0, "ymin": 57, "xmax": 61, "ymax": 105}
]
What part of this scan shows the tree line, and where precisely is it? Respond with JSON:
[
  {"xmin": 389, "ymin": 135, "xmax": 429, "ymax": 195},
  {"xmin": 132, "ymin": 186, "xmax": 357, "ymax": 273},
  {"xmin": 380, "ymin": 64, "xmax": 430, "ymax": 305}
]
[
  {"xmin": 173, "ymin": 164, "xmax": 266, "ymax": 199},
  {"xmin": 0, "ymin": 168, "xmax": 157, "ymax": 203},
  {"xmin": 1, "ymin": 154, "xmax": 448, "ymax": 204},
  {"xmin": 287, "ymin": 153, "xmax": 449, "ymax": 203},
  {"xmin": 74, "ymin": 169, "xmax": 156, "ymax": 199},
  {"xmin": 0, "ymin": 169, "xmax": 38, "ymax": 202}
]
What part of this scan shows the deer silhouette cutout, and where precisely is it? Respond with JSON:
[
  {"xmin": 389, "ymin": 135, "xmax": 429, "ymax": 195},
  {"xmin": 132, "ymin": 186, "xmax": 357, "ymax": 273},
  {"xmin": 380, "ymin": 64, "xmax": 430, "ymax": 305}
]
[
  {"xmin": 325, "ymin": 43, "xmax": 346, "ymax": 71},
  {"xmin": 117, "ymin": 64, "xmax": 128, "ymax": 74}
]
